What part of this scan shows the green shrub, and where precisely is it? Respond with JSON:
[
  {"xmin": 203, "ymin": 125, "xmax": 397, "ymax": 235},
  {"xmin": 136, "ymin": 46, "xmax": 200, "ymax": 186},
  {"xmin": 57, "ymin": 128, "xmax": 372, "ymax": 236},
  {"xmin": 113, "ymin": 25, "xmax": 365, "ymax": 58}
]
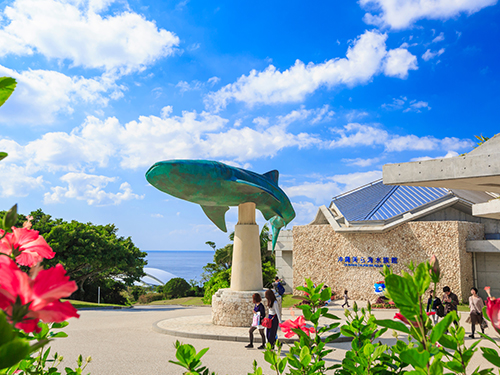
[
  {"xmin": 262, "ymin": 259, "xmax": 277, "ymax": 288},
  {"xmin": 202, "ymin": 268, "xmax": 231, "ymax": 304},
  {"xmin": 137, "ymin": 293, "xmax": 164, "ymax": 304},
  {"xmin": 163, "ymin": 277, "xmax": 191, "ymax": 299}
]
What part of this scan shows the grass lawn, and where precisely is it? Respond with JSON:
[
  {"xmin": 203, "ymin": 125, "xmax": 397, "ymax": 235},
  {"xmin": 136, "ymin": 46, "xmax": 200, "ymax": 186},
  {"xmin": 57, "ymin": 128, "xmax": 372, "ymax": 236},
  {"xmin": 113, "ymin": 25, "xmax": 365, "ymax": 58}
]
[
  {"xmin": 148, "ymin": 296, "xmax": 206, "ymax": 306},
  {"xmin": 458, "ymin": 304, "xmax": 470, "ymax": 312},
  {"xmin": 282, "ymin": 294, "xmax": 300, "ymax": 308},
  {"xmin": 62, "ymin": 299, "xmax": 127, "ymax": 309}
]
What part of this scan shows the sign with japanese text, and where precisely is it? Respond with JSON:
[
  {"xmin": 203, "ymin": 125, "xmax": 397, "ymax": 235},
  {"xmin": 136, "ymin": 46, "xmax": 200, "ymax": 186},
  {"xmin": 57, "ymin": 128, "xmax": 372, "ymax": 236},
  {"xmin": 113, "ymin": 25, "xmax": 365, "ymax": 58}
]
[{"xmin": 337, "ymin": 256, "xmax": 398, "ymax": 268}]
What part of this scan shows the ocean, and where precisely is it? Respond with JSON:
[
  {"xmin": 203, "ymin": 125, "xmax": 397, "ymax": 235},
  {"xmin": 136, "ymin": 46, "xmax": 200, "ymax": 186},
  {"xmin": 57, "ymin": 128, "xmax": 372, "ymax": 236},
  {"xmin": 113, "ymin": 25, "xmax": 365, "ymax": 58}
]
[{"xmin": 144, "ymin": 251, "xmax": 215, "ymax": 282}]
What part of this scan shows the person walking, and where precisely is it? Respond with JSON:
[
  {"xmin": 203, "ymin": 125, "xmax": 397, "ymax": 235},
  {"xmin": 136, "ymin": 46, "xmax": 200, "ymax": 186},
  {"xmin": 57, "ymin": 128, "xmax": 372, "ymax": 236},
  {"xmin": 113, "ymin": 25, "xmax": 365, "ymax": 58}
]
[
  {"xmin": 468, "ymin": 287, "xmax": 485, "ymax": 339},
  {"xmin": 245, "ymin": 293, "xmax": 266, "ymax": 349},
  {"xmin": 341, "ymin": 290, "xmax": 350, "ymax": 308},
  {"xmin": 265, "ymin": 289, "xmax": 281, "ymax": 348},
  {"xmin": 442, "ymin": 286, "xmax": 459, "ymax": 329},
  {"xmin": 272, "ymin": 276, "xmax": 285, "ymax": 314},
  {"xmin": 426, "ymin": 290, "xmax": 442, "ymax": 324},
  {"xmin": 442, "ymin": 286, "xmax": 459, "ymax": 316}
]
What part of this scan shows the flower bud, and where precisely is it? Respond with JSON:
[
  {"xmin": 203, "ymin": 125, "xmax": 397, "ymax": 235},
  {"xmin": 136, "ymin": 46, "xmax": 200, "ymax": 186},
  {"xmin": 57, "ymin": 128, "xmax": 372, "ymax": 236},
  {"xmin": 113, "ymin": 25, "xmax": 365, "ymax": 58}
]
[{"xmin": 429, "ymin": 255, "xmax": 440, "ymax": 282}]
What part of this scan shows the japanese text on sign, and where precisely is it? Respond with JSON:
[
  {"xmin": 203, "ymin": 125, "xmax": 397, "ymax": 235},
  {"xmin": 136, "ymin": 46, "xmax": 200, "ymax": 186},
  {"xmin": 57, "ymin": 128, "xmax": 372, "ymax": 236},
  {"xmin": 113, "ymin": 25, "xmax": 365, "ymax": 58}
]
[{"xmin": 337, "ymin": 256, "xmax": 398, "ymax": 268}]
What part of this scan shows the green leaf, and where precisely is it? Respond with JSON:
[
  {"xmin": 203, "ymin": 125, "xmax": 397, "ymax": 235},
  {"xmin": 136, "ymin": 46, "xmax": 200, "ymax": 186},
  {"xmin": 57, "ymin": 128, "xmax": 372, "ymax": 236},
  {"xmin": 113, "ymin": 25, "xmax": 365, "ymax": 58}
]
[
  {"xmin": 340, "ymin": 326, "xmax": 356, "ymax": 337},
  {"xmin": 400, "ymin": 348, "xmax": 430, "ymax": 369},
  {"xmin": 0, "ymin": 77, "xmax": 16, "ymax": 107},
  {"xmin": 429, "ymin": 359, "xmax": 444, "ymax": 375},
  {"xmin": 430, "ymin": 312, "xmax": 454, "ymax": 343},
  {"xmin": 0, "ymin": 312, "xmax": 15, "ymax": 347},
  {"xmin": 481, "ymin": 347, "xmax": 500, "ymax": 367},
  {"xmin": 413, "ymin": 262, "xmax": 431, "ymax": 295},
  {"xmin": 2, "ymin": 204, "xmax": 18, "ymax": 231},
  {"xmin": 50, "ymin": 332, "xmax": 68, "ymax": 338},
  {"xmin": 374, "ymin": 319, "xmax": 410, "ymax": 334},
  {"xmin": 438, "ymin": 334, "xmax": 457, "ymax": 350},
  {"xmin": 0, "ymin": 152, "xmax": 7, "ymax": 161},
  {"xmin": 443, "ymin": 360, "xmax": 465, "ymax": 373},
  {"xmin": 482, "ymin": 306, "xmax": 490, "ymax": 322},
  {"xmin": 320, "ymin": 288, "xmax": 331, "ymax": 302},
  {"xmin": 385, "ymin": 274, "xmax": 419, "ymax": 312},
  {"xmin": 0, "ymin": 339, "xmax": 30, "ymax": 370},
  {"xmin": 478, "ymin": 332, "xmax": 499, "ymax": 348}
]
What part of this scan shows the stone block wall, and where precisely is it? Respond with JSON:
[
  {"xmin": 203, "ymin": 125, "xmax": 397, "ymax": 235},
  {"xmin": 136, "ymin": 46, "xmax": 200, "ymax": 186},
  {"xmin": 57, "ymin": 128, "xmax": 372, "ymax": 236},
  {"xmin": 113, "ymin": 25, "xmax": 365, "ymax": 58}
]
[
  {"xmin": 292, "ymin": 221, "xmax": 483, "ymax": 303},
  {"xmin": 212, "ymin": 289, "xmax": 268, "ymax": 327}
]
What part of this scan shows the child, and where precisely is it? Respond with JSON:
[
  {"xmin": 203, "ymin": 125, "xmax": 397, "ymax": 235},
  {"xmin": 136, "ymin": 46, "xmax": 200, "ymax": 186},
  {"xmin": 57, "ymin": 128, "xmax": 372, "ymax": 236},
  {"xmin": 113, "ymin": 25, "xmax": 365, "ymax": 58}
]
[{"xmin": 341, "ymin": 289, "xmax": 349, "ymax": 308}]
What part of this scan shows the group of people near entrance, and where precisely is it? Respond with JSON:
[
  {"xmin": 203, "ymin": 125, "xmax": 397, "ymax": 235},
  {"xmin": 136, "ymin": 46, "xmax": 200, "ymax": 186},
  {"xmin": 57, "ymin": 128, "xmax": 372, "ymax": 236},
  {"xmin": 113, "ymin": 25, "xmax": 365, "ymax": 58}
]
[{"xmin": 427, "ymin": 286, "xmax": 487, "ymax": 339}]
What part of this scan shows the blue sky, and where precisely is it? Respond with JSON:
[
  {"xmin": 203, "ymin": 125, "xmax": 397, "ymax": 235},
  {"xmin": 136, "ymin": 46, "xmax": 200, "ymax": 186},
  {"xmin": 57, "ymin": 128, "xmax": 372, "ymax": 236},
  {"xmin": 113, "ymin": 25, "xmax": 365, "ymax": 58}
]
[{"xmin": 0, "ymin": 0, "xmax": 498, "ymax": 251}]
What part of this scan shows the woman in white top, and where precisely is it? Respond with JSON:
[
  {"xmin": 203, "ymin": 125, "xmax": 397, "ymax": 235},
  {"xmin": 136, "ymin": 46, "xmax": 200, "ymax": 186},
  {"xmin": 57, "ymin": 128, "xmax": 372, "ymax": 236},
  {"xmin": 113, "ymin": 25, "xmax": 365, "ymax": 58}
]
[
  {"xmin": 265, "ymin": 289, "xmax": 281, "ymax": 348},
  {"xmin": 469, "ymin": 287, "xmax": 485, "ymax": 339}
]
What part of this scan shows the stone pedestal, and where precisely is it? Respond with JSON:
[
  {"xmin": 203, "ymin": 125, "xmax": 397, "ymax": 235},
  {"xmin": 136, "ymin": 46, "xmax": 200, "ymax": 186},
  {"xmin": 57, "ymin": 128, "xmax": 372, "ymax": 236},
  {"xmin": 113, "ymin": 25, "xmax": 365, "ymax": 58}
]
[
  {"xmin": 212, "ymin": 202, "xmax": 265, "ymax": 326},
  {"xmin": 212, "ymin": 289, "xmax": 267, "ymax": 327}
]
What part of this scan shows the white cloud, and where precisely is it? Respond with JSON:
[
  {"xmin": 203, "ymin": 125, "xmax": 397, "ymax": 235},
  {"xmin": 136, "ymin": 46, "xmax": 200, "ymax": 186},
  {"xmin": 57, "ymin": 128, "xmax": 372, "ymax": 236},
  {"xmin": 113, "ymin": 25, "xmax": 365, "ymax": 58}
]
[
  {"xmin": 383, "ymin": 47, "xmax": 418, "ymax": 78},
  {"xmin": 329, "ymin": 123, "xmax": 389, "ymax": 148},
  {"xmin": 329, "ymin": 124, "xmax": 472, "ymax": 153},
  {"xmin": 360, "ymin": 0, "xmax": 497, "ymax": 29},
  {"xmin": 2, "ymin": 106, "xmax": 323, "ymax": 175},
  {"xmin": 0, "ymin": 65, "xmax": 123, "ymax": 124},
  {"xmin": 385, "ymin": 135, "xmax": 439, "ymax": 152},
  {"xmin": 403, "ymin": 100, "xmax": 431, "ymax": 112},
  {"xmin": 432, "ymin": 32, "xmax": 445, "ymax": 43},
  {"xmin": 151, "ymin": 213, "xmax": 164, "ymax": 218},
  {"xmin": 0, "ymin": 0, "xmax": 179, "ymax": 73},
  {"xmin": 0, "ymin": 162, "xmax": 44, "ymax": 197},
  {"xmin": 411, "ymin": 150, "xmax": 459, "ymax": 162},
  {"xmin": 382, "ymin": 96, "xmax": 431, "ymax": 112},
  {"xmin": 290, "ymin": 201, "xmax": 318, "ymax": 225},
  {"xmin": 205, "ymin": 30, "xmax": 417, "ymax": 111},
  {"xmin": 285, "ymin": 171, "xmax": 383, "ymax": 204},
  {"xmin": 44, "ymin": 172, "xmax": 143, "ymax": 205},
  {"xmin": 177, "ymin": 77, "xmax": 222, "ymax": 93},
  {"xmin": 422, "ymin": 48, "xmax": 445, "ymax": 61},
  {"xmin": 341, "ymin": 157, "xmax": 382, "ymax": 167},
  {"xmin": 440, "ymin": 137, "xmax": 474, "ymax": 151}
]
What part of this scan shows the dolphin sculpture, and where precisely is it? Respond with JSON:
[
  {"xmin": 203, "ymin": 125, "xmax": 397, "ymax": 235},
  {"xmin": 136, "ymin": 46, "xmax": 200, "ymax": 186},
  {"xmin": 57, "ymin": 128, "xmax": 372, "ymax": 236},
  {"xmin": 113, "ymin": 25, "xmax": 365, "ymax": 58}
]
[{"xmin": 145, "ymin": 160, "xmax": 295, "ymax": 251}]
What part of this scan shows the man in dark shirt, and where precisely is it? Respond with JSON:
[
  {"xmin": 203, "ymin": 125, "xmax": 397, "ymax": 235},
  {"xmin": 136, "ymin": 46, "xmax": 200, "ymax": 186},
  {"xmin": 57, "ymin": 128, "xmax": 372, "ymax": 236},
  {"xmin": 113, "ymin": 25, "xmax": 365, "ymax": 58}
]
[{"xmin": 442, "ymin": 286, "xmax": 459, "ymax": 316}]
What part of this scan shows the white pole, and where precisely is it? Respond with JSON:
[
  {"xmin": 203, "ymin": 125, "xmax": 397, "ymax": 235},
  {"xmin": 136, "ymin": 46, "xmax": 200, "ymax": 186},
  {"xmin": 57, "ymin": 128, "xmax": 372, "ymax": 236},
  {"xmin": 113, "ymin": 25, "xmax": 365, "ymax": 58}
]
[{"xmin": 98, "ymin": 287, "xmax": 101, "ymax": 305}]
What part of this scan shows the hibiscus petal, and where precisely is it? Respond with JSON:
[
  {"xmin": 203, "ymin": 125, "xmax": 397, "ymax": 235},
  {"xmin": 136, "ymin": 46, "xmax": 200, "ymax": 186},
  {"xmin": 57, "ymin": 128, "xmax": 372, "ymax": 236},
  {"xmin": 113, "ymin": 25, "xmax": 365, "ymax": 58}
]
[
  {"xmin": 15, "ymin": 251, "xmax": 44, "ymax": 267},
  {"xmin": 32, "ymin": 264, "xmax": 77, "ymax": 303},
  {"xmin": 16, "ymin": 318, "xmax": 41, "ymax": 333},
  {"xmin": 19, "ymin": 236, "xmax": 55, "ymax": 260},
  {"xmin": 36, "ymin": 300, "xmax": 79, "ymax": 322},
  {"xmin": 0, "ymin": 259, "xmax": 32, "ymax": 305}
]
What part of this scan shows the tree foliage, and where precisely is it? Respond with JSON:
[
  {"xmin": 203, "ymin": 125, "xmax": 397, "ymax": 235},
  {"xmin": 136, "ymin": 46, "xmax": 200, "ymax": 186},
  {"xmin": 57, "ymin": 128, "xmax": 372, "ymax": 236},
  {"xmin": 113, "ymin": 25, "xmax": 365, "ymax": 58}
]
[
  {"xmin": 202, "ymin": 224, "xmax": 277, "ymax": 304},
  {"xmin": 163, "ymin": 277, "xmax": 191, "ymax": 299},
  {"xmin": 1, "ymin": 209, "xmax": 147, "ymax": 300}
]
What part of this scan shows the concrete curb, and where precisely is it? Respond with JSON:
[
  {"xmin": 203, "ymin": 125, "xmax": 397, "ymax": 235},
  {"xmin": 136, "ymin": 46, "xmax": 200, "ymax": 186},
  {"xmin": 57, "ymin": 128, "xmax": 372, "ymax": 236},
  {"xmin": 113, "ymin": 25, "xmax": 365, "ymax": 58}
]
[
  {"xmin": 78, "ymin": 306, "xmax": 133, "ymax": 311},
  {"xmin": 152, "ymin": 319, "xmax": 353, "ymax": 344}
]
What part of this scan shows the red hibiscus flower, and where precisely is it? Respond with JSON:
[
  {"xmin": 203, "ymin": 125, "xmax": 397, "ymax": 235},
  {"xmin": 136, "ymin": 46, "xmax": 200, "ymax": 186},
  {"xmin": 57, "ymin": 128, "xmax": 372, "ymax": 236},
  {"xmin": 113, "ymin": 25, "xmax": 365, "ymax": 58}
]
[
  {"xmin": 0, "ymin": 257, "xmax": 79, "ymax": 333},
  {"xmin": 279, "ymin": 315, "xmax": 315, "ymax": 338},
  {"xmin": 485, "ymin": 286, "xmax": 500, "ymax": 335},
  {"xmin": 394, "ymin": 312, "xmax": 421, "ymax": 328},
  {"xmin": 0, "ymin": 227, "xmax": 55, "ymax": 267}
]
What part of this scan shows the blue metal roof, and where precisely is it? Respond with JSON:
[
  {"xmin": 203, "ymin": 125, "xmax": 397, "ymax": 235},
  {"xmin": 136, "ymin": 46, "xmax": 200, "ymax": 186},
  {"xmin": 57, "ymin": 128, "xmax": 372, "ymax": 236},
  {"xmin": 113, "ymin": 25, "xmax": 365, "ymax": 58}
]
[{"xmin": 332, "ymin": 181, "xmax": 450, "ymax": 222}]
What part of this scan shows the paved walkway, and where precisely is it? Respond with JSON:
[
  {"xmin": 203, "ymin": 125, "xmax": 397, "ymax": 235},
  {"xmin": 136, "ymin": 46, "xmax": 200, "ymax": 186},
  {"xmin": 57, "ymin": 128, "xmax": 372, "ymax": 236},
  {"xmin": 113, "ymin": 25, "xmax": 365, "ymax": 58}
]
[
  {"xmin": 48, "ymin": 301, "xmax": 500, "ymax": 375},
  {"xmin": 153, "ymin": 301, "xmax": 351, "ymax": 343}
]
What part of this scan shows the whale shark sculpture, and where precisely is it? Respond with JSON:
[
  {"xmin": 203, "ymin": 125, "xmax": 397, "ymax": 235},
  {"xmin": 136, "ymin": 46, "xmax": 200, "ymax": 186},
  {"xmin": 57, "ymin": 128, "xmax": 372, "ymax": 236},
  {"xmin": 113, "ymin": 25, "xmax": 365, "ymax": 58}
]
[{"xmin": 145, "ymin": 159, "xmax": 295, "ymax": 251}]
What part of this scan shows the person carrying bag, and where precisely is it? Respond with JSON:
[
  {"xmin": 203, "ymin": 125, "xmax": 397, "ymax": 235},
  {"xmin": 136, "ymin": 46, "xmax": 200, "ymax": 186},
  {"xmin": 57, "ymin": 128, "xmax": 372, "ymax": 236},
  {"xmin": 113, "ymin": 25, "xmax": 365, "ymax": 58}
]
[{"xmin": 246, "ymin": 293, "xmax": 266, "ymax": 349}]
